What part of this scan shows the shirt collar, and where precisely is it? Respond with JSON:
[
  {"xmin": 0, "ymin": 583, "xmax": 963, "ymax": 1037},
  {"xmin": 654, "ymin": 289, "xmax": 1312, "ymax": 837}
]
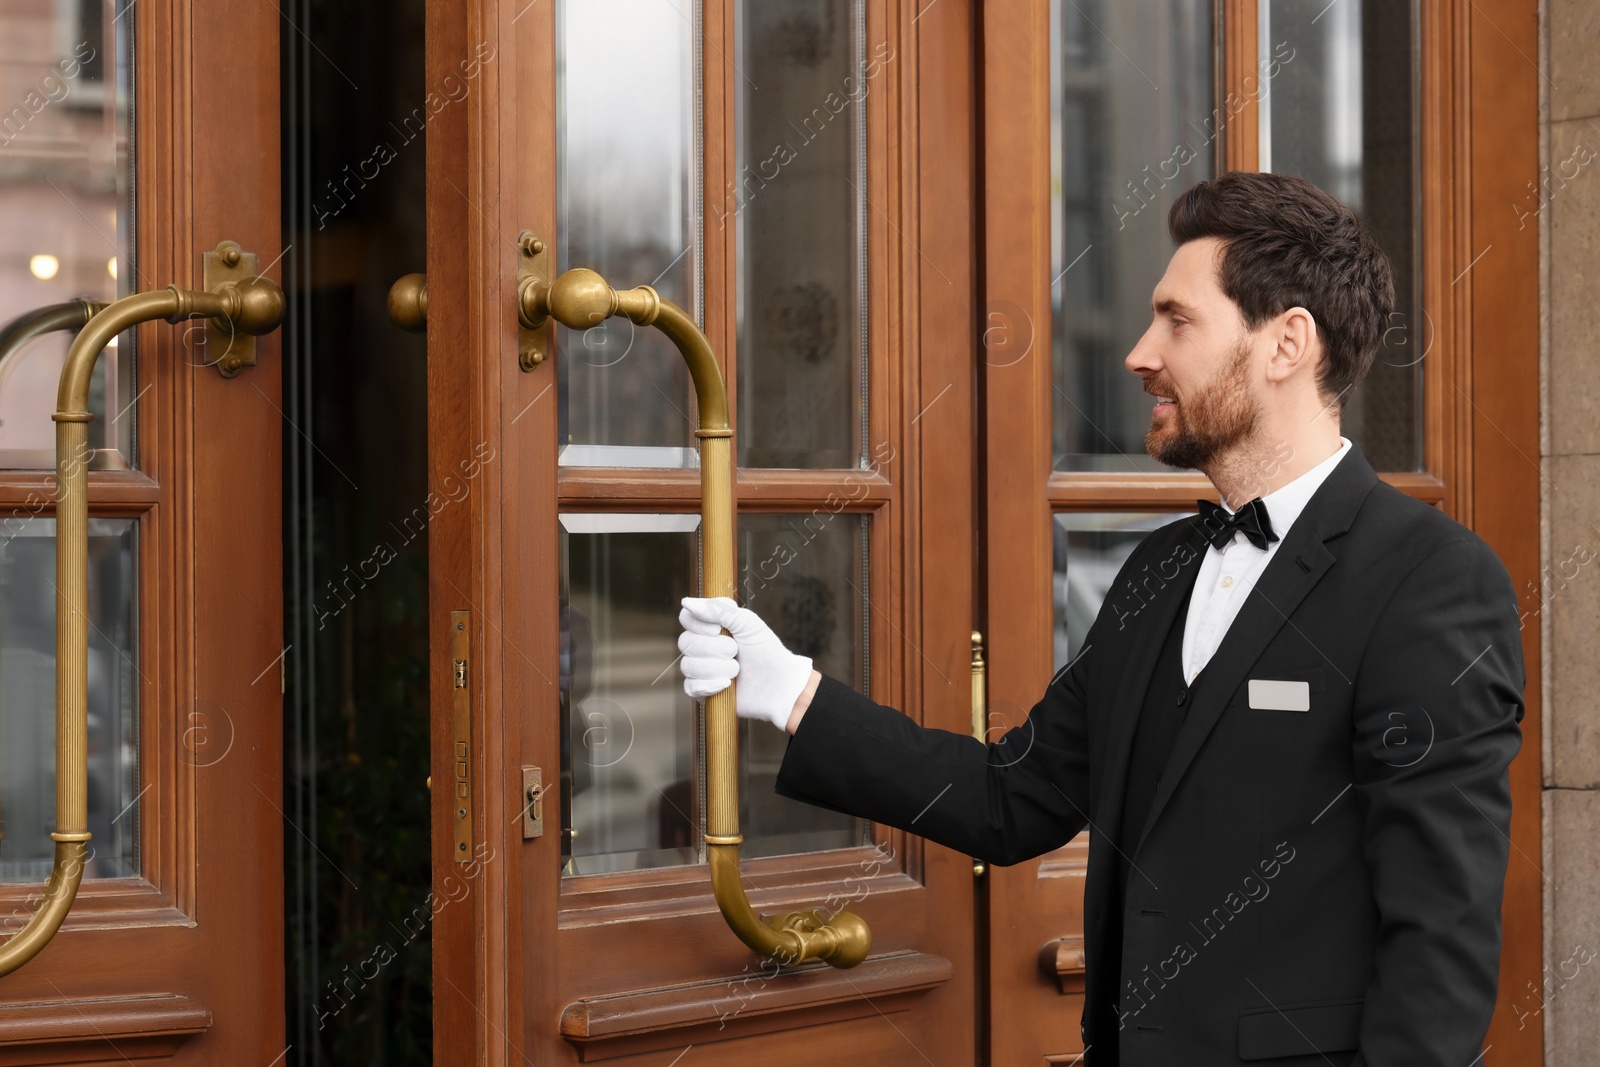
[{"xmin": 1219, "ymin": 436, "xmax": 1352, "ymax": 545}]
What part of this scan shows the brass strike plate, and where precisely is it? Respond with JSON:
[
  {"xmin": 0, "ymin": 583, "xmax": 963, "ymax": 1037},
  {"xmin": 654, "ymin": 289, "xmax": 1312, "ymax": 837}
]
[
  {"xmin": 520, "ymin": 766, "xmax": 544, "ymax": 840},
  {"xmin": 449, "ymin": 610, "xmax": 474, "ymax": 863},
  {"xmin": 201, "ymin": 240, "xmax": 260, "ymax": 378},
  {"xmin": 517, "ymin": 230, "xmax": 552, "ymax": 371}
]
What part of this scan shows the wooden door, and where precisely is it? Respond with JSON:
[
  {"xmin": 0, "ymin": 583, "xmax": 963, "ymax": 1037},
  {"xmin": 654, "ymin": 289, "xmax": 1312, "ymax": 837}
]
[
  {"xmin": 422, "ymin": 1, "xmax": 984, "ymax": 1063},
  {"xmin": 978, "ymin": 1, "xmax": 1543, "ymax": 1064},
  {"xmin": 0, "ymin": 0, "xmax": 286, "ymax": 1063}
]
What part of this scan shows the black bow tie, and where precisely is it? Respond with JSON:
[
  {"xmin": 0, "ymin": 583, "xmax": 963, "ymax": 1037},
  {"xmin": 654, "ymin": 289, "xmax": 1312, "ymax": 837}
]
[{"xmin": 1196, "ymin": 497, "xmax": 1279, "ymax": 551}]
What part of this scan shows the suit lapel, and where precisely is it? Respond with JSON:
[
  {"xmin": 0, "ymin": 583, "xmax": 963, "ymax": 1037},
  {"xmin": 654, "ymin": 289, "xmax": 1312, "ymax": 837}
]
[{"xmin": 1130, "ymin": 443, "xmax": 1381, "ymax": 855}]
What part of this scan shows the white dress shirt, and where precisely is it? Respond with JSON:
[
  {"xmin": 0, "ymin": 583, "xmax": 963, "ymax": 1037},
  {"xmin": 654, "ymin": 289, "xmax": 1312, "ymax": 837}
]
[{"xmin": 1180, "ymin": 437, "xmax": 1352, "ymax": 684}]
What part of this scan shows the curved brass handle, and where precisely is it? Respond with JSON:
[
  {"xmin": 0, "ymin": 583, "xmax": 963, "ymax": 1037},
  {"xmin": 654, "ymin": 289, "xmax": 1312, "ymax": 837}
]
[
  {"xmin": 0, "ymin": 244, "xmax": 284, "ymax": 978},
  {"xmin": 0, "ymin": 300, "xmax": 109, "ymax": 378},
  {"xmin": 526, "ymin": 259, "xmax": 871, "ymax": 970}
]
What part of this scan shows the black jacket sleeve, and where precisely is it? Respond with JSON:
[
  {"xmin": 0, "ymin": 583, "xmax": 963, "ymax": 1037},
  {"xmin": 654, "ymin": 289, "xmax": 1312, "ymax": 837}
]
[
  {"xmin": 774, "ymin": 640, "xmax": 1096, "ymax": 867},
  {"xmin": 1348, "ymin": 537, "xmax": 1525, "ymax": 1066}
]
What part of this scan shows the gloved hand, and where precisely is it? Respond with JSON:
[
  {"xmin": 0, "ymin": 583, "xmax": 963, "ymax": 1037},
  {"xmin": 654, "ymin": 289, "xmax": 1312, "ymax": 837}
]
[{"xmin": 678, "ymin": 596, "xmax": 814, "ymax": 731}]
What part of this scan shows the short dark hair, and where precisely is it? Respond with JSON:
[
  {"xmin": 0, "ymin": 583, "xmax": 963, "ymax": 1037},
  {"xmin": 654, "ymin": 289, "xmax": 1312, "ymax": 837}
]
[{"xmin": 1168, "ymin": 171, "xmax": 1395, "ymax": 409}]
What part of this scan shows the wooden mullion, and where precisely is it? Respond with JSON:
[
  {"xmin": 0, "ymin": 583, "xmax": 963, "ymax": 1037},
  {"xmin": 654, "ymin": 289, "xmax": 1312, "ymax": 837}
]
[
  {"xmin": 425, "ymin": 0, "xmax": 487, "ymax": 1060},
  {"xmin": 1421, "ymin": 0, "xmax": 1466, "ymax": 517},
  {"xmin": 0, "ymin": 472, "xmax": 161, "ymax": 510},
  {"xmin": 1047, "ymin": 471, "xmax": 1211, "ymax": 510},
  {"xmin": 1221, "ymin": 0, "xmax": 1259, "ymax": 173},
  {"xmin": 979, "ymin": 2, "xmax": 1068, "ymax": 1058},
  {"xmin": 1381, "ymin": 471, "xmax": 1447, "ymax": 506},
  {"xmin": 1047, "ymin": 471, "xmax": 1446, "ymax": 511},
  {"xmin": 557, "ymin": 842, "xmax": 909, "ymax": 912},
  {"xmin": 557, "ymin": 467, "xmax": 893, "ymax": 509}
]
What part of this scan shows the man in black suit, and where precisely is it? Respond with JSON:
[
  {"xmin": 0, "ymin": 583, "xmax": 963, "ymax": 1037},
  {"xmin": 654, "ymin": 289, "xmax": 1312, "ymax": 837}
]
[{"xmin": 678, "ymin": 171, "xmax": 1524, "ymax": 1066}]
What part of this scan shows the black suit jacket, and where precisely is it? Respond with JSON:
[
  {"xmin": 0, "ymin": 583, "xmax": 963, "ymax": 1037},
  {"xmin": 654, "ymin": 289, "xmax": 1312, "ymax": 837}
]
[{"xmin": 775, "ymin": 443, "xmax": 1525, "ymax": 1066}]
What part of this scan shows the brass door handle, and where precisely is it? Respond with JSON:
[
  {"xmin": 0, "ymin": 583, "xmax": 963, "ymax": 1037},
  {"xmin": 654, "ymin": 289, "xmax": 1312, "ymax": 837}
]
[
  {"xmin": 0, "ymin": 241, "xmax": 283, "ymax": 978},
  {"xmin": 522, "ymin": 236, "xmax": 870, "ymax": 969},
  {"xmin": 387, "ymin": 273, "xmax": 428, "ymax": 333},
  {"xmin": 971, "ymin": 632, "xmax": 987, "ymax": 878},
  {"xmin": 0, "ymin": 302, "xmax": 117, "ymax": 471},
  {"xmin": 0, "ymin": 300, "xmax": 109, "ymax": 378}
]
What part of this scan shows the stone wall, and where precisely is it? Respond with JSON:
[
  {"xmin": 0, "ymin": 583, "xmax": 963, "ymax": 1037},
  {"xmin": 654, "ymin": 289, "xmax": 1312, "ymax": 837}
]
[{"xmin": 1543, "ymin": 0, "xmax": 1600, "ymax": 1060}]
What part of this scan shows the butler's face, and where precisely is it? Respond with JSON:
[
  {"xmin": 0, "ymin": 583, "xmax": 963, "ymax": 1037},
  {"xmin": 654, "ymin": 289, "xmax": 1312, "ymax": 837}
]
[{"xmin": 1125, "ymin": 237, "xmax": 1262, "ymax": 470}]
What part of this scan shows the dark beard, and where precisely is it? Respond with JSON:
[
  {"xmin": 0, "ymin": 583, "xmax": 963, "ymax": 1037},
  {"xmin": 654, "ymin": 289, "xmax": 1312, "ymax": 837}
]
[{"xmin": 1145, "ymin": 337, "xmax": 1260, "ymax": 470}]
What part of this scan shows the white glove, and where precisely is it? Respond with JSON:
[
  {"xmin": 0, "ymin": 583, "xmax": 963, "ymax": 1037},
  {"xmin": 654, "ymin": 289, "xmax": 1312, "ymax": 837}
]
[{"xmin": 678, "ymin": 596, "xmax": 814, "ymax": 731}]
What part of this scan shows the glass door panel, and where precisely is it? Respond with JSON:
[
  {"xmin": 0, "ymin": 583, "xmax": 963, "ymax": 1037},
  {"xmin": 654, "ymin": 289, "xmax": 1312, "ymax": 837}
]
[
  {"xmin": 0, "ymin": 0, "xmax": 139, "ymax": 882},
  {"xmin": 0, "ymin": 0, "xmax": 134, "ymax": 470},
  {"xmin": 559, "ymin": 514, "xmax": 700, "ymax": 874},
  {"xmin": 556, "ymin": 509, "xmax": 872, "ymax": 874},
  {"xmin": 0, "ymin": 517, "xmax": 137, "ymax": 881},
  {"xmin": 1052, "ymin": 511, "xmax": 1192, "ymax": 668},
  {"xmin": 557, "ymin": 0, "xmax": 699, "ymax": 466},
  {"xmin": 735, "ymin": 511, "xmax": 867, "ymax": 859},
  {"xmin": 553, "ymin": 0, "xmax": 876, "ymax": 887},
  {"xmin": 1048, "ymin": 0, "xmax": 1425, "ymax": 476},
  {"xmin": 1049, "ymin": 0, "xmax": 1215, "ymax": 473},
  {"xmin": 734, "ymin": 0, "xmax": 870, "ymax": 470},
  {"xmin": 1258, "ymin": 0, "xmax": 1422, "ymax": 471}
]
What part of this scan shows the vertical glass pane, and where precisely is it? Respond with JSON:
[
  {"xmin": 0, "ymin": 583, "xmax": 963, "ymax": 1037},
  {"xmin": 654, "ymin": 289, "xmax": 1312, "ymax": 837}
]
[
  {"xmin": 558, "ymin": 510, "xmax": 871, "ymax": 875},
  {"xmin": 1049, "ymin": 0, "xmax": 1215, "ymax": 473},
  {"xmin": 0, "ymin": 1, "xmax": 135, "ymax": 470},
  {"xmin": 1053, "ymin": 511, "xmax": 1192, "ymax": 671},
  {"xmin": 736, "ymin": 512, "xmax": 867, "ymax": 858},
  {"xmin": 1259, "ymin": 0, "xmax": 1421, "ymax": 471},
  {"xmin": 559, "ymin": 514, "xmax": 700, "ymax": 874},
  {"xmin": 0, "ymin": 518, "xmax": 137, "ymax": 880},
  {"xmin": 734, "ymin": 0, "xmax": 869, "ymax": 470},
  {"xmin": 557, "ymin": 0, "xmax": 700, "ymax": 468}
]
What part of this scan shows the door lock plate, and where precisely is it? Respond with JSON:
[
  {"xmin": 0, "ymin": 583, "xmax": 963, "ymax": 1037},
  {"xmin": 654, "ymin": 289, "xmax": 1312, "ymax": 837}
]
[
  {"xmin": 521, "ymin": 766, "xmax": 545, "ymax": 840},
  {"xmin": 449, "ymin": 610, "xmax": 473, "ymax": 863}
]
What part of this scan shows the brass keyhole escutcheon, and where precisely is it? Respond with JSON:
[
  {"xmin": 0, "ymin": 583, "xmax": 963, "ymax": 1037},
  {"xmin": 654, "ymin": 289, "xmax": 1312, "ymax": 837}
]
[{"xmin": 521, "ymin": 767, "xmax": 545, "ymax": 840}]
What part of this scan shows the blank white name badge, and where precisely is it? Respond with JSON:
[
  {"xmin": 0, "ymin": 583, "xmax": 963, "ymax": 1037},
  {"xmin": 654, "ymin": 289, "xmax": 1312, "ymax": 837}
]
[{"xmin": 1248, "ymin": 679, "xmax": 1311, "ymax": 712}]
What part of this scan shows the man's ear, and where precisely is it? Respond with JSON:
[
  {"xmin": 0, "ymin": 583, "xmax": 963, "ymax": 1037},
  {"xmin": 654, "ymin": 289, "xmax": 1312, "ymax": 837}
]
[{"xmin": 1265, "ymin": 306, "xmax": 1319, "ymax": 385}]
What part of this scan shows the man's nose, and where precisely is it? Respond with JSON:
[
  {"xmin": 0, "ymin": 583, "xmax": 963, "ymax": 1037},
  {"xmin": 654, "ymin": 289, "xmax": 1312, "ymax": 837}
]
[{"xmin": 1125, "ymin": 327, "xmax": 1162, "ymax": 377}]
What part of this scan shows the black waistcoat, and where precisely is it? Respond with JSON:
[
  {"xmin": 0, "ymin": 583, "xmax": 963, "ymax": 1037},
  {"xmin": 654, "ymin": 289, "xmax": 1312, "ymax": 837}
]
[
  {"xmin": 1118, "ymin": 580, "xmax": 1198, "ymax": 897},
  {"xmin": 1098, "ymin": 575, "xmax": 1210, "ymax": 1062}
]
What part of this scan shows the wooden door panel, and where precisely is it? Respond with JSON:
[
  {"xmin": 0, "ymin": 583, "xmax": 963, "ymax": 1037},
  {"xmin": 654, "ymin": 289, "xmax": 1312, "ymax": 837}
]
[
  {"xmin": 425, "ymin": 0, "xmax": 981, "ymax": 1063},
  {"xmin": 978, "ymin": 0, "xmax": 1083, "ymax": 1062},
  {"xmin": 979, "ymin": 2, "xmax": 1542, "ymax": 1065},
  {"xmin": 0, "ymin": 0, "xmax": 284, "ymax": 1062}
]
